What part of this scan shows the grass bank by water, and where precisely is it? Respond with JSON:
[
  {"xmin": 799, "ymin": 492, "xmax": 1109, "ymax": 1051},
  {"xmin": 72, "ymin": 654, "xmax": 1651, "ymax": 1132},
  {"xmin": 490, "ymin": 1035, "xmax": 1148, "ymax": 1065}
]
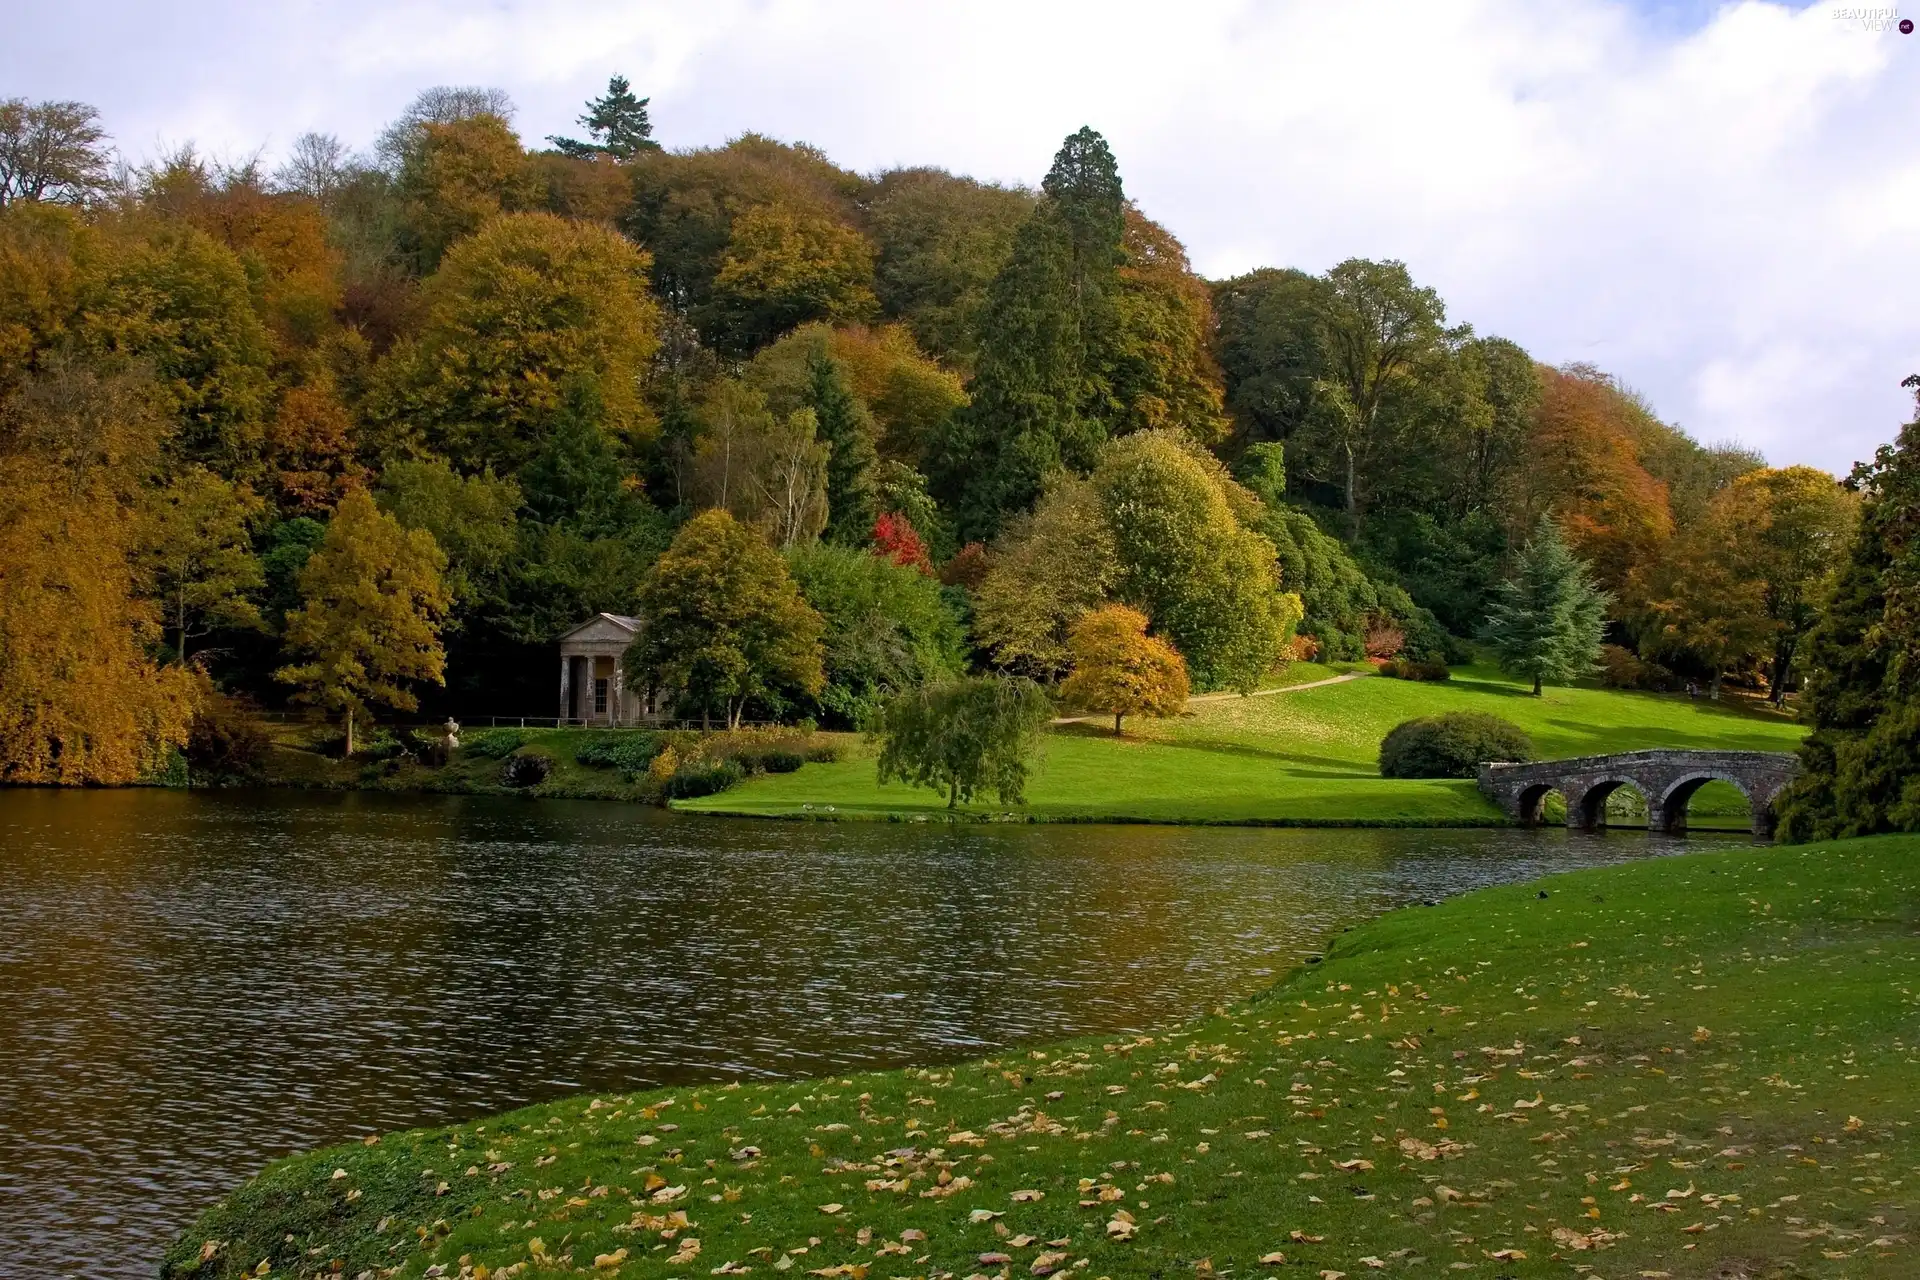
[
  {"xmin": 163, "ymin": 834, "xmax": 1918, "ymax": 1279},
  {"xmin": 679, "ymin": 665, "xmax": 1804, "ymax": 826}
]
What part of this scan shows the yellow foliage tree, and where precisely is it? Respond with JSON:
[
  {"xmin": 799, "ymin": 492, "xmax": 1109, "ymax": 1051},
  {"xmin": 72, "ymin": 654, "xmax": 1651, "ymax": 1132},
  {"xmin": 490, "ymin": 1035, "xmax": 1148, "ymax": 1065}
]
[
  {"xmin": 1059, "ymin": 603, "xmax": 1190, "ymax": 736},
  {"xmin": 0, "ymin": 364, "xmax": 196, "ymax": 783},
  {"xmin": 276, "ymin": 489, "xmax": 451, "ymax": 754}
]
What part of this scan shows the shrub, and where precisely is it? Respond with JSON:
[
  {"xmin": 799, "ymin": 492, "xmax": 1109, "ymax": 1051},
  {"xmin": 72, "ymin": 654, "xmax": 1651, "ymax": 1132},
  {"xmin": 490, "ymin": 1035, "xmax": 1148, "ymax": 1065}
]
[
  {"xmin": 500, "ymin": 749, "xmax": 553, "ymax": 787},
  {"xmin": 1379, "ymin": 657, "xmax": 1451, "ymax": 682},
  {"xmin": 732, "ymin": 747, "xmax": 805, "ymax": 774},
  {"xmin": 665, "ymin": 758, "xmax": 745, "ymax": 799},
  {"xmin": 462, "ymin": 728, "xmax": 526, "ymax": 759},
  {"xmin": 1597, "ymin": 644, "xmax": 1676, "ymax": 692},
  {"xmin": 1285, "ymin": 633, "xmax": 1320, "ymax": 664},
  {"xmin": 1363, "ymin": 614, "xmax": 1406, "ymax": 660},
  {"xmin": 573, "ymin": 732, "xmax": 663, "ymax": 777},
  {"xmin": 1378, "ymin": 712, "xmax": 1534, "ymax": 779},
  {"xmin": 804, "ymin": 742, "xmax": 845, "ymax": 765},
  {"xmin": 185, "ymin": 695, "xmax": 272, "ymax": 779}
]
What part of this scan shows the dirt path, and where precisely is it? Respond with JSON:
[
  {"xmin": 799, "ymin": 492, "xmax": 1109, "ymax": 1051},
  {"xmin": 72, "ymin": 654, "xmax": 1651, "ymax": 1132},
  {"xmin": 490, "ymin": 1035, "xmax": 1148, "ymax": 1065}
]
[{"xmin": 1054, "ymin": 669, "xmax": 1367, "ymax": 725}]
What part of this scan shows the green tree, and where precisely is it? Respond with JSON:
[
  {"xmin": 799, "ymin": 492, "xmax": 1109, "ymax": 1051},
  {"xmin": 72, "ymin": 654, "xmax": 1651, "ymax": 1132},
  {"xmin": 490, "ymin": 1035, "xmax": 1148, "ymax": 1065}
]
[
  {"xmin": 935, "ymin": 128, "xmax": 1125, "ymax": 540},
  {"xmin": 1777, "ymin": 388, "xmax": 1920, "ymax": 841},
  {"xmin": 866, "ymin": 168, "xmax": 1034, "ymax": 368},
  {"xmin": 687, "ymin": 380, "xmax": 829, "ymax": 547},
  {"xmin": 1481, "ymin": 517, "xmax": 1609, "ymax": 695},
  {"xmin": 548, "ymin": 75, "xmax": 659, "ymax": 160},
  {"xmin": 1092, "ymin": 430, "xmax": 1291, "ymax": 692},
  {"xmin": 873, "ymin": 675, "xmax": 1054, "ymax": 808},
  {"xmin": 972, "ymin": 477, "xmax": 1118, "ymax": 679},
  {"xmin": 1311, "ymin": 259, "xmax": 1446, "ymax": 533},
  {"xmin": 1059, "ymin": 603, "xmax": 1190, "ymax": 735},
  {"xmin": 137, "ymin": 466, "xmax": 266, "ymax": 663},
  {"xmin": 786, "ymin": 541, "xmax": 967, "ymax": 727},
  {"xmin": 276, "ymin": 489, "xmax": 452, "ymax": 754},
  {"xmin": 627, "ymin": 509, "xmax": 825, "ymax": 727},
  {"xmin": 375, "ymin": 459, "xmax": 521, "ymax": 610},
  {"xmin": 366, "ymin": 212, "xmax": 660, "ymax": 471},
  {"xmin": 1730, "ymin": 466, "xmax": 1858, "ymax": 704},
  {"xmin": 806, "ymin": 348, "xmax": 878, "ymax": 544}
]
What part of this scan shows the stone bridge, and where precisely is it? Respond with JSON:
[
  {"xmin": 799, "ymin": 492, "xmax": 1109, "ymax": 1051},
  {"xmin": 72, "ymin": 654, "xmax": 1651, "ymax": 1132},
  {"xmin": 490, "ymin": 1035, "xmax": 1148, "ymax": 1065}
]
[{"xmin": 1477, "ymin": 749, "xmax": 1800, "ymax": 837}]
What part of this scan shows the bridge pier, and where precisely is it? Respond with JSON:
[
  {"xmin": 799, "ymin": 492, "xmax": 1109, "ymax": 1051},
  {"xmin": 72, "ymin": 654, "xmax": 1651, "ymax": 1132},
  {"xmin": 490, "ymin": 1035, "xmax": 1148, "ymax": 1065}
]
[{"xmin": 1479, "ymin": 750, "xmax": 1797, "ymax": 838}]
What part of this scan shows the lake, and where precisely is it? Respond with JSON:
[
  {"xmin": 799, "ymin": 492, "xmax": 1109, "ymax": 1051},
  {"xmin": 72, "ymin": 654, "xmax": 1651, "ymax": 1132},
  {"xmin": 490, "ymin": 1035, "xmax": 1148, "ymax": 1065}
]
[{"xmin": 0, "ymin": 788, "xmax": 1748, "ymax": 1277}]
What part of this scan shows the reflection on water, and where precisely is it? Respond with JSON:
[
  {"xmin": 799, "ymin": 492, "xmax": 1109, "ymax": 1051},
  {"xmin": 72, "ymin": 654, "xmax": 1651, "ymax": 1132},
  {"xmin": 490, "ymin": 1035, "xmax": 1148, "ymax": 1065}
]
[{"xmin": 0, "ymin": 788, "xmax": 1748, "ymax": 1276}]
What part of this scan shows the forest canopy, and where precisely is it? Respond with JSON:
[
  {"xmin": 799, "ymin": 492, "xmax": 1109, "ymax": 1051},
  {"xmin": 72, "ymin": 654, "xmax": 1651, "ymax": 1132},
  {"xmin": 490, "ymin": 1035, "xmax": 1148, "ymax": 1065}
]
[{"xmin": 0, "ymin": 79, "xmax": 1868, "ymax": 777}]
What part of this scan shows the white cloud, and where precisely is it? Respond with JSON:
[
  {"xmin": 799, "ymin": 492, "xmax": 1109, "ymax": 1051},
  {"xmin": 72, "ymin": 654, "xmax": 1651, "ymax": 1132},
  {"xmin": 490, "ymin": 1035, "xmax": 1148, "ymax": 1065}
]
[{"xmin": 6, "ymin": 0, "xmax": 1916, "ymax": 472}]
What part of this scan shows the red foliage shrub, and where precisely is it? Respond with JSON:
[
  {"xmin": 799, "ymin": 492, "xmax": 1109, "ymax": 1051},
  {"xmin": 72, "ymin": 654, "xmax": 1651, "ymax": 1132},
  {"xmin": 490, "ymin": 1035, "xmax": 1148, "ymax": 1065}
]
[{"xmin": 872, "ymin": 510, "xmax": 933, "ymax": 574}]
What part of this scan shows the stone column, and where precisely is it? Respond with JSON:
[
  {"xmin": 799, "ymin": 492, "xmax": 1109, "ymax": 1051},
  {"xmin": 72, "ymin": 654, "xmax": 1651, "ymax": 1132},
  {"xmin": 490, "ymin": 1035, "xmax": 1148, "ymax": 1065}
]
[{"xmin": 559, "ymin": 655, "xmax": 571, "ymax": 724}]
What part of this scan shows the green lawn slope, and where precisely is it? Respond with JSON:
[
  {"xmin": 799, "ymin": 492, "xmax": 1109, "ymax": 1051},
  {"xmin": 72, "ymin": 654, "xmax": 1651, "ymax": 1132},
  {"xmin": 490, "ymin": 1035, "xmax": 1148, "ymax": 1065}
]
[
  {"xmin": 163, "ymin": 835, "xmax": 1920, "ymax": 1279},
  {"xmin": 680, "ymin": 664, "xmax": 1805, "ymax": 826}
]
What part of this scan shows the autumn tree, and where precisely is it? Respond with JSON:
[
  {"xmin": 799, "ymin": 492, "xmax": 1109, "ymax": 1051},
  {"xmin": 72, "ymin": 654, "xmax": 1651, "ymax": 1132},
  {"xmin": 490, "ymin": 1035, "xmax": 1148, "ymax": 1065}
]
[
  {"xmin": 265, "ymin": 382, "xmax": 366, "ymax": 512},
  {"xmin": 276, "ymin": 489, "xmax": 452, "ymax": 754},
  {"xmin": 1060, "ymin": 604, "xmax": 1189, "ymax": 734},
  {"xmin": 0, "ymin": 99, "xmax": 111, "ymax": 208},
  {"xmin": 688, "ymin": 380, "xmax": 829, "ymax": 546},
  {"xmin": 0, "ymin": 362, "xmax": 196, "ymax": 783},
  {"xmin": 367, "ymin": 212, "xmax": 660, "ymax": 471},
  {"xmin": 394, "ymin": 113, "xmax": 538, "ymax": 272},
  {"xmin": 548, "ymin": 75, "xmax": 659, "ymax": 160},
  {"xmin": 1482, "ymin": 517, "xmax": 1609, "ymax": 695},
  {"xmin": 272, "ymin": 132, "xmax": 352, "ymax": 208},
  {"xmin": 873, "ymin": 675, "xmax": 1054, "ymax": 808},
  {"xmin": 136, "ymin": 466, "xmax": 266, "ymax": 663},
  {"xmin": 629, "ymin": 509, "xmax": 824, "ymax": 726},
  {"xmin": 703, "ymin": 202, "xmax": 878, "ymax": 354},
  {"xmin": 1737, "ymin": 466, "xmax": 1858, "ymax": 702},
  {"xmin": 746, "ymin": 321, "xmax": 966, "ymax": 462},
  {"xmin": 1101, "ymin": 209, "xmax": 1228, "ymax": 443}
]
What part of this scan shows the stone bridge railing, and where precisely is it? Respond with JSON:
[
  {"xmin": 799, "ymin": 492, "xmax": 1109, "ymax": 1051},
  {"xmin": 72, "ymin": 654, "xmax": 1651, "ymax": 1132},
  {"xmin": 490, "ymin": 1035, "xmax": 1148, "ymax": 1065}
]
[{"xmin": 1477, "ymin": 749, "xmax": 1800, "ymax": 837}]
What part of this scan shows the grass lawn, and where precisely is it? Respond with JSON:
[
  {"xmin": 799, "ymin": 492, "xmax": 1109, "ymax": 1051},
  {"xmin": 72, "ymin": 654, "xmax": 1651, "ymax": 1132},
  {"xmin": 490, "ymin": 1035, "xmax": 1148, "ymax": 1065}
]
[
  {"xmin": 680, "ymin": 664, "xmax": 1806, "ymax": 826},
  {"xmin": 163, "ymin": 834, "xmax": 1920, "ymax": 1279}
]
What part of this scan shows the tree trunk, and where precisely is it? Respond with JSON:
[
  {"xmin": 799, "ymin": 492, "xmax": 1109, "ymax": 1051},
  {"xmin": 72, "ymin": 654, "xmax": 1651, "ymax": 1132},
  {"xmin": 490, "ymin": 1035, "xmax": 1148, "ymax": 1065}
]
[
  {"xmin": 1114, "ymin": 712, "xmax": 1124, "ymax": 736},
  {"xmin": 948, "ymin": 779, "xmax": 959, "ymax": 809},
  {"xmin": 1532, "ymin": 673, "xmax": 1543, "ymax": 696},
  {"xmin": 345, "ymin": 711, "xmax": 355, "ymax": 757},
  {"xmin": 1710, "ymin": 671, "xmax": 1722, "ymax": 701}
]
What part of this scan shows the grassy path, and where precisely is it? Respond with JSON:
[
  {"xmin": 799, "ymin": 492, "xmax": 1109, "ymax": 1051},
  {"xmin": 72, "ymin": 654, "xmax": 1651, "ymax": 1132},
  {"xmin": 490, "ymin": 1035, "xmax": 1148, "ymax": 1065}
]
[
  {"xmin": 683, "ymin": 665, "xmax": 1805, "ymax": 826},
  {"xmin": 164, "ymin": 835, "xmax": 1920, "ymax": 1279}
]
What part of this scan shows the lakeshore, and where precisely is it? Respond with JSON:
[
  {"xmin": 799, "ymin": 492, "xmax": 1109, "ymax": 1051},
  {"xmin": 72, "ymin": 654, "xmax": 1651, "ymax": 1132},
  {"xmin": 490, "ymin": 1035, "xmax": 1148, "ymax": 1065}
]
[{"xmin": 162, "ymin": 832, "xmax": 1918, "ymax": 1279}]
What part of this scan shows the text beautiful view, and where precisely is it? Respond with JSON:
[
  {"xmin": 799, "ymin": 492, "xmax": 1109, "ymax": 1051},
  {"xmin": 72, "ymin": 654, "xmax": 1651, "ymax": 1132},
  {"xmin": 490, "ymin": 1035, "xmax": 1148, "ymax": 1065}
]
[{"xmin": 2, "ymin": 9, "xmax": 1916, "ymax": 1279}]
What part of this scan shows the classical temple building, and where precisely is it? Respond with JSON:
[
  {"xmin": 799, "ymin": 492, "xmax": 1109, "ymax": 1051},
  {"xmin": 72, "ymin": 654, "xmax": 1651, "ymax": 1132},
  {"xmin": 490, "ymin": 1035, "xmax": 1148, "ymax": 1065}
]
[{"xmin": 556, "ymin": 613, "xmax": 648, "ymax": 725}]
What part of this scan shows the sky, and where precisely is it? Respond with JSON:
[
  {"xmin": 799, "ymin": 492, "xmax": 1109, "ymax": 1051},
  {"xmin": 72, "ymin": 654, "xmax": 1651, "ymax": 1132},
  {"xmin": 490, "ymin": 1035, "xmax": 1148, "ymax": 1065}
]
[{"xmin": 6, "ymin": 0, "xmax": 1917, "ymax": 474}]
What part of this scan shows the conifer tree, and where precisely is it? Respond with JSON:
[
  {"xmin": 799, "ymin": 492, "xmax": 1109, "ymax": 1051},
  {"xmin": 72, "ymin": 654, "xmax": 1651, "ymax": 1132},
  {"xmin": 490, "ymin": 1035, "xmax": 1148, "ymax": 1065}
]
[
  {"xmin": 1481, "ymin": 516, "xmax": 1609, "ymax": 695},
  {"xmin": 1776, "ymin": 382, "xmax": 1920, "ymax": 840},
  {"xmin": 806, "ymin": 349, "xmax": 877, "ymax": 546},
  {"xmin": 548, "ymin": 75, "xmax": 659, "ymax": 159},
  {"xmin": 935, "ymin": 127, "xmax": 1127, "ymax": 541}
]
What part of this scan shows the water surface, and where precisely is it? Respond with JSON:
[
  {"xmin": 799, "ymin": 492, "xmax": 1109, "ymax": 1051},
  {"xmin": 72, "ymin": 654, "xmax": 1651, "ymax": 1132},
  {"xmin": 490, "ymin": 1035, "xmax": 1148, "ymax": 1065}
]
[{"xmin": 0, "ymin": 788, "xmax": 1745, "ymax": 1276}]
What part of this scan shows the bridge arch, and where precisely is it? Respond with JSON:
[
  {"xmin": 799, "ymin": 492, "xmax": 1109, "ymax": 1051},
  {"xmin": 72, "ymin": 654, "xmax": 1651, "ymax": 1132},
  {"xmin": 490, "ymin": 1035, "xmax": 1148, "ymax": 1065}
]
[
  {"xmin": 1567, "ymin": 775, "xmax": 1650, "ymax": 830},
  {"xmin": 1655, "ymin": 771, "xmax": 1779, "ymax": 837}
]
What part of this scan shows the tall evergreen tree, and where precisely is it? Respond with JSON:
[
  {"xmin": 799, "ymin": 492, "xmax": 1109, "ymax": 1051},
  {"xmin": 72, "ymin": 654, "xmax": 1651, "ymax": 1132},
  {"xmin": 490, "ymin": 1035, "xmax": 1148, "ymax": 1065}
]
[
  {"xmin": 1777, "ymin": 383, "xmax": 1920, "ymax": 840},
  {"xmin": 805, "ymin": 349, "xmax": 878, "ymax": 546},
  {"xmin": 1481, "ymin": 517, "xmax": 1609, "ymax": 695},
  {"xmin": 547, "ymin": 75, "xmax": 659, "ymax": 160},
  {"xmin": 935, "ymin": 127, "xmax": 1125, "ymax": 541}
]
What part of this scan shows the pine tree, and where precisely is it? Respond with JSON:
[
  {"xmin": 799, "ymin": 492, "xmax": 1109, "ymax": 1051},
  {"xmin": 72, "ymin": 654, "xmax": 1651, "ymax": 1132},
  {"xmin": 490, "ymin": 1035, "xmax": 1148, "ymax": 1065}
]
[
  {"xmin": 1776, "ymin": 384, "xmax": 1920, "ymax": 840},
  {"xmin": 1481, "ymin": 516, "xmax": 1609, "ymax": 695},
  {"xmin": 547, "ymin": 75, "xmax": 658, "ymax": 160},
  {"xmin": 806, "ymin": 349, "xmax": 878, "ymax": 546}
]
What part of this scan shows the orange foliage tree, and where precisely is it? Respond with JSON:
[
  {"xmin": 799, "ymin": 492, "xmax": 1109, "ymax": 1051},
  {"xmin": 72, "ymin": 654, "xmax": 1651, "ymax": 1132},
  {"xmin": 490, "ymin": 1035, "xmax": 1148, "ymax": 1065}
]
[{"xmin": 1059, "ymin": 603, "xmax": 1190, "ymax": 735}]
